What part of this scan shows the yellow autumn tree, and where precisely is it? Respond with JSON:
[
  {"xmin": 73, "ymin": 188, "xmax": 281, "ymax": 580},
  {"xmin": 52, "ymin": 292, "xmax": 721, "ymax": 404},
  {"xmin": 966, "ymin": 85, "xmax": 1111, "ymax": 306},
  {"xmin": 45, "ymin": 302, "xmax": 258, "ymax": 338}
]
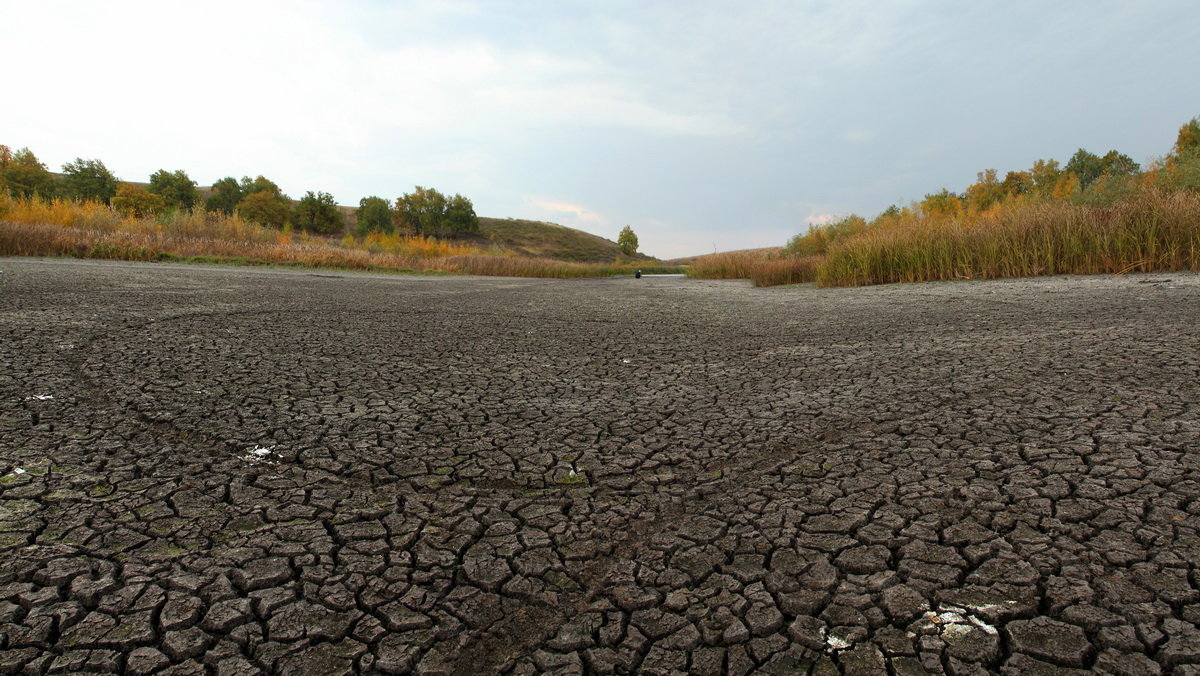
[{"xmin": 111, "ymin": 183, "xmax": 168, "ymax": 218}]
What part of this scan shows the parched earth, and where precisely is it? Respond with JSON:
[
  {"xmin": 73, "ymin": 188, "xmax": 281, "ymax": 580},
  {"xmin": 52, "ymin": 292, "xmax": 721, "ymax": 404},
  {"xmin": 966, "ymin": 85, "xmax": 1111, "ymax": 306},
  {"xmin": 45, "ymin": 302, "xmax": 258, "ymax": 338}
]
[{"xmin": 2, "ymin": 258, "xmax": 1200, "ymax": 675}]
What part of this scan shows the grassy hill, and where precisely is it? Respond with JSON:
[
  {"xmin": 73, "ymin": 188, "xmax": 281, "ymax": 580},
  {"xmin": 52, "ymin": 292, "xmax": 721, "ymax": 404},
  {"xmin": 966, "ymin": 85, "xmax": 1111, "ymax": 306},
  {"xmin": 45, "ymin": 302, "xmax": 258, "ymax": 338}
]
[
  {"xmin": 113, "ymin": 180, "xmax": 652, "ymax": 263},
  {"xmin": 665, "ymin": 246, "xmax": 780, "ymax": 266},
  {"xmin": 471, "ymin": 217, "xmax": 653, "ymax": 263}
]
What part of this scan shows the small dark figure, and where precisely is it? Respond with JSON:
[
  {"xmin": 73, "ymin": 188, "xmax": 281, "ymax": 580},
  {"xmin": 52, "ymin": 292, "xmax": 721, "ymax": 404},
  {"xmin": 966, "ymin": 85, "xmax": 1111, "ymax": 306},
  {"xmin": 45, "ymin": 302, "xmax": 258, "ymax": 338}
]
[{"xmin": 635, "ymin": 270, "xmax": 642, "ymax": 279}]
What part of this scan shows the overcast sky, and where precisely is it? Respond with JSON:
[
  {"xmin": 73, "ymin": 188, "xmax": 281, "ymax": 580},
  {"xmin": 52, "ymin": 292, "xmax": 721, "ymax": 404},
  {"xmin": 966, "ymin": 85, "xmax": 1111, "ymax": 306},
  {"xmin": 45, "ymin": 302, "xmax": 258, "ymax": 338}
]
[{"xmin": 3, "ymin": 1, "xmax": 1197, "ymax": 258}]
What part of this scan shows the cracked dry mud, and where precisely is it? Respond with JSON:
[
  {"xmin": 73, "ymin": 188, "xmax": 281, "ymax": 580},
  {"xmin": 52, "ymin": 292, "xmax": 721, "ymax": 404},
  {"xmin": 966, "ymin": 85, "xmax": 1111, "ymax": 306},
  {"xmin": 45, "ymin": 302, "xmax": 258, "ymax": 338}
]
[{"xmin": 2, "ymin": 258, "xmax": 1199, "ymax": 675}]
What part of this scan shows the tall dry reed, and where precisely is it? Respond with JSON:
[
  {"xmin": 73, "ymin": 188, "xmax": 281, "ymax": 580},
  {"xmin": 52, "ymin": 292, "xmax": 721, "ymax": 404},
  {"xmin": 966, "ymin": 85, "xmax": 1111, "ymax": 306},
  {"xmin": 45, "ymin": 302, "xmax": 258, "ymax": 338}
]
[
  {"xmin": 817, "ymin": 189, "xmax": 1200, "ymax": 287},
  {"xmin": 747, "ymin": 256, "xmax": 821, "ymax": 287},
  {"xmin": 687, "ymin": 249, "xmax": 781, "ymax": 279}
]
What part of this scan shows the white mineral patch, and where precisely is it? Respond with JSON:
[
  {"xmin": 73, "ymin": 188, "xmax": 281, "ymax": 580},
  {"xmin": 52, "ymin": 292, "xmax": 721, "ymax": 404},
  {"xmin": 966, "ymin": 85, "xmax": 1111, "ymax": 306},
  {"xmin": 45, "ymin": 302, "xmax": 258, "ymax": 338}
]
[
  {"xmin": 938, "ymin": 611, "xmax": 967, "ymax": 624},
  {"xmin": 24, "ymin": 394, "xmax": 54, "ymax": 401},
  {"xmin": 242, "ymin": 446, "xmax": 277, "ymax": 463},
  {"xmin": 959, "ymin": 600, "xmax": 1017, "ymax": 615},
  {"xmin": 917, "ymin": 603, "xmax": 1001, "ymax": 638},
  {"xmin": 942, "ymin": 623, "xmax": 974, "ymax": 640},
  {"xmin": 969, "ymin": 614, "xmax": 999, "ymax": 635},
  {"xmin": 822, "ymin": 627, "xmax": 853, "ymax": 651}
]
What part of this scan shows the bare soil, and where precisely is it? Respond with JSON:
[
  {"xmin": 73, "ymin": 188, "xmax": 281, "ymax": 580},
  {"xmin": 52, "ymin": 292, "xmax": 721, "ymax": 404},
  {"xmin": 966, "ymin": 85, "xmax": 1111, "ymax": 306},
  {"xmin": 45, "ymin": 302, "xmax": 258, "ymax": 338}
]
[{"xmin": 2, "ymin": 258, "xmax": 1198, "ymax": 674}]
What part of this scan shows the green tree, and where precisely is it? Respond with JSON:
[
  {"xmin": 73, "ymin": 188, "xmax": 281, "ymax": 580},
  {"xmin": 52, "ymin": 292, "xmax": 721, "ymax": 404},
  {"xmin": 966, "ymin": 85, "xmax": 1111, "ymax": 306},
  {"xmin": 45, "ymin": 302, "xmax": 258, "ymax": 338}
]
[
  {"xmin": 1065, "ymin": 149, "xmax": 1105, "ymax": 188},
  {"xmin": 206, "ymin": 176, "xmax": 244, "ymax": 214},
  {"xmin": 397, "ymin": 186, "xmax": 448, "ymax": 235},
  {"xmin": 1100, "ymin": 150, "xmax": 1140, "ymax": 178},
  {"xmin": 617, "ymin": 225, "xmax": 639, "ymax": 256},
  {"xmin": 293, "ymin": 191, "xmax": 343, "ymax": 234},
  {"xmin": 1029, "ymin": 159, "xmax": 1062, "ymax": 198},
  {"xmin": 1159, "ymin": 151, "xmax": 1200, "ymax": 192},
  {"xmin": 1001, "ymin": 170, "xmax": 1032, "ymax": 197},
  {"xmin": 1152, "ymin": 116, "xmax": 1200, "ymax": 193},
  {"xmin": 965, "ymin": 169, "xmax": 1005, "ymax": 211},
  {"xmin": 1051, "ymin": 172, "xmax": 1081, "ymax": 200},
  {"xmin": 920, "ymin": 189, "xmax": 962, "ymax": 218},
  {"xmin": 111, "ymin": 183, "xmax": 168, "ymax": 218},
  {"xmin": 395, "ymin": 186, "xmax": 479, "ymax": 238},
  {"xmin": 1076, "ymin": 173, "xmax": 1138, "ymax": 207},
  {"xmin": 2, "ymin": 147, "xmax": 56, "ymax": 198},
  {"xmin": 61, "ymin": 158, "xmax": 118, "ymax": 203},
  {"xmin": 240, "ymin": 175, "xmax": 285, "ymax": 199},
  {"xmin": 1174, "ymin": 116, "xmax": 1200, "ymax": 157},
  {"xmin": 1064, "ymin": 149, "xmax": 1136, "ymax": 188},
  {"xmin": 237, "ymin": 190, "xmax": 292, "ymax": 228},
  {"xmin": 0, "ymin": 145, "xmax": 8, "ymax": 194},
  {"xmin": 356, "ymin": 196, "xmax": 393, "ymax": 235},
  {"xmin": 784, "ymin": 215, "xmax": 867, "ymax": 257},
  {"xmin": 148, "ymin": 169, "xmax": 199, "ymax": 209},
  {"xmin": 444, "ymin": 193, "xmax": 479, "ymax": 236}
]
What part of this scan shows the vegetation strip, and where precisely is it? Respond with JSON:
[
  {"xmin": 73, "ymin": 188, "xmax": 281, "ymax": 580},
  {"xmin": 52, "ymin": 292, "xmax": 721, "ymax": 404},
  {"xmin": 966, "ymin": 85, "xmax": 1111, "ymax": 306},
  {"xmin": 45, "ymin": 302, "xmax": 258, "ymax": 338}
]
[{"xmin": 688, "ymin": 115, "xmax": 1200, "ymax": 287}]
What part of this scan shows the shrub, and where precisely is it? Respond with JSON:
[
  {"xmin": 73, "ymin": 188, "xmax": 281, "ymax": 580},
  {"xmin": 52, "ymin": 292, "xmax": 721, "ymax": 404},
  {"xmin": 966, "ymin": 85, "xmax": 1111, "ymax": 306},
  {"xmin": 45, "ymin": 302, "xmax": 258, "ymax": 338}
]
[
  {"xmin": 112, "ymin": 184, "xmax": 168, "ymax": 218},
  {"xmin": 783, "ymin": 215, "xmax": 868, "ymax": 257},
  {"xmin": 294, "ymin": 191, "xmax": 343, "ymax": 234},
  {"xmin": 61, "ymin": 158, "xmax": 118, "ymax": 203}
]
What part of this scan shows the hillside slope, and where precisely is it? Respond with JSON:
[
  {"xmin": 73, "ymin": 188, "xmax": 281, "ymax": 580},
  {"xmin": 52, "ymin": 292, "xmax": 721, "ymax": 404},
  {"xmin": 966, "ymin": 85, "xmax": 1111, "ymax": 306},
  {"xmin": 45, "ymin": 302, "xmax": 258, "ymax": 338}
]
[
  {"xmin": 114, "ymin": 180, "xmax": 651, "ymax": 262},
  {"xmin": 472, "ymin": 218, "xmax": 653, "ymax": 263},
  {"xmin": 665, "ymin": 246, "xmax": 781, "ymax": 266}
]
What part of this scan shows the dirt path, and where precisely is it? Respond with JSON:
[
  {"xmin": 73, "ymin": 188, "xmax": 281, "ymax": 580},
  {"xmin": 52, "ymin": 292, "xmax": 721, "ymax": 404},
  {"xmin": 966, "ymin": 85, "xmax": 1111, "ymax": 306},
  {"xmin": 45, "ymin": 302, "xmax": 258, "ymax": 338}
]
[{"xmin": 2, "ymin": 258, "xmax": 1199, "ymax": 674}]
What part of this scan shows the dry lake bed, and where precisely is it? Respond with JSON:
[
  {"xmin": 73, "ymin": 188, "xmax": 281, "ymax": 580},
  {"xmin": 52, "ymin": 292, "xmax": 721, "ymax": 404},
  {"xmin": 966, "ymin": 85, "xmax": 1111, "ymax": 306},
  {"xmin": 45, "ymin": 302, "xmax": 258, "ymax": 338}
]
[{"xmin": 2, "ymin": 257, "xmax": 1200, "ymax": 675}]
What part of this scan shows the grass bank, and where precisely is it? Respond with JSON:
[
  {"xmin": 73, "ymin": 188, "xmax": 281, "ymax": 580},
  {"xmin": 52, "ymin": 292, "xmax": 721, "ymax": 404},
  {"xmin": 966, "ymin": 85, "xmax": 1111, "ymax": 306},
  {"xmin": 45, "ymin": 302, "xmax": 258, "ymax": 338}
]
[
  {"xmin": 0, "ymin": 195, "xmax": 680, "ymax": 278},
  {"xmin": 687, "ymin": 249, "xmax": 820, "ymax": 287},
  {"xmin": 817, "ymin": 189, "xmax": 1200, "ymax": 286},
  {"xmin": 688, "ymin": 189, "xmax": 1200, "ymax": 287}
]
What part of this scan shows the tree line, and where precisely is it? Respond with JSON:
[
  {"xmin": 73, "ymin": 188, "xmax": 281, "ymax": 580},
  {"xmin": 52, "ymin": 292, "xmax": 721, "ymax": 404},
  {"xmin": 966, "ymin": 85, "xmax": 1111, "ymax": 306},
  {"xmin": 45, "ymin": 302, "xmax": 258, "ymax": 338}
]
[
  {"xmin": 785, "ymin": 115, "xmax": 1200, "ymax": 257},
  {"xmin": 0, "ymin": 146, "xmax": 480, "ymax": 238}
]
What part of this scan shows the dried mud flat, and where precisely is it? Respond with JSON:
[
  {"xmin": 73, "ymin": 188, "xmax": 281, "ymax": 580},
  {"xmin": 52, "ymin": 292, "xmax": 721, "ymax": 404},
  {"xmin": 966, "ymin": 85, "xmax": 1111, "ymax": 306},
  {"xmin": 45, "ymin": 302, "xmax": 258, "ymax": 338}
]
[{"xmin": 2, "ymin": 257, "xmax": 1200, "ymax": 675}]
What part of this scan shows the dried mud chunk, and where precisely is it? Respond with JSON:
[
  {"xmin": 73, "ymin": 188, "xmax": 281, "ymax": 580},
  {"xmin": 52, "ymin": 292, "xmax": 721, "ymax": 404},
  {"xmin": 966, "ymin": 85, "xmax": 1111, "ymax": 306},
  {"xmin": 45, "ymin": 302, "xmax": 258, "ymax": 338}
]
[
  {"xmin": 1093, "ymin": 650, "xmax": 1162, "ymax": 676},
  {"xmin": 230, "ymin": 557, "xmax": 291, "ymax": 592},
  {"xmin": 744, "ymin": 602, "xmax": 784, "ymax": 636},
  {"xmin": 160, "ymin": 626, "xmax": 212, "ymax": 662},
  {"xmin": 787, "ymin": 615, "xmax": 827, "ymax": 651},
  {"xmin": 374, "ymin": 635, "xmax": 422, "ymax": 674},
  {"xmin": 1158, "ymin": 618, "xmax": 1200, "ymax": 669},
  {"xmin": 201, "ymin": 597, "xmax": 252, "ymax": 633},
  {"xmin": 547, "ymin": 612, "xmax": 603, "ymax": 651},
  {"xmin": 966, "ymin": 557, "xmax": 1038, "ymax": 586},
  {"xmin": 640, "ymin": 645, "xmax": 688, "ymax": 674},
  {"xmin": 839, "ymin": 643, "xmax": 887, "ymax": 674},
  {"xmin": 943, "ymin": 521, "xmax": 998, "ymax": 547},
  {"xmin": 882, "ymin": 584, "xmax": 930, "ymax": 622},
  {"xmin": 1005, "ymin": 617, "xmax": 1092, "ymax": 667},
  {"xmin": 47, "ymin": 649, "xmax": 119, "ymax": 674},
  {"xmin": 835, "ymin": 545, "xmax": 890, "ymax": 574},
  {"xmin": 277, "ymin": 640, "xmax": 362, "ymax": 676},
  {"xmin": 1000, "ymin": 653, "xmax": 1091, "ymax": 675},
  {"xmin": 941, "ymin": 621, "xmax": 1000, "ymax": 663},
  {"xmin": 531, "ymin": 649, "xmax": 583, "ymax": 674},
  {"xmin": 126, "ymin": 647, "xmax": 170, "ymax": 675}
]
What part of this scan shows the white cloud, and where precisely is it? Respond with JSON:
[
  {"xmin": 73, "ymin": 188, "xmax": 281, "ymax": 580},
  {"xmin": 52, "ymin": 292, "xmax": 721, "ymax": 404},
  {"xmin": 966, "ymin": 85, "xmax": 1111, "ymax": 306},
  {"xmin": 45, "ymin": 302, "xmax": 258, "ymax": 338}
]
[
  {"xmin": 525, "ymin": 198, "xmax": 609, "ymax": 229},
  {"xmin": 2, "ymin": 0, "xmax": 1195, "ymax": 262}
]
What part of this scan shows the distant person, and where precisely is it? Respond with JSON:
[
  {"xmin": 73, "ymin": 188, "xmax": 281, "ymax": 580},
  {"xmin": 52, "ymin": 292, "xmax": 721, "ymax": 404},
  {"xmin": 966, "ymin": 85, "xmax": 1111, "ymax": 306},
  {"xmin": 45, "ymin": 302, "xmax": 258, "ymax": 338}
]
[{"xmin": 635, "ymin": 270, "xmax": 642, "ymax": 279}]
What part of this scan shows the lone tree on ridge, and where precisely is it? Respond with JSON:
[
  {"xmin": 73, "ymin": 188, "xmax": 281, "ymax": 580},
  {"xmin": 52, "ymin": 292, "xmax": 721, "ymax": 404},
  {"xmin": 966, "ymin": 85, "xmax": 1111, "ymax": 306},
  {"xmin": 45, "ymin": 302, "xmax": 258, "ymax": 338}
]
[{"xmin": 617, "ymin": 225, "xmax": 639, "ymax": 256}]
